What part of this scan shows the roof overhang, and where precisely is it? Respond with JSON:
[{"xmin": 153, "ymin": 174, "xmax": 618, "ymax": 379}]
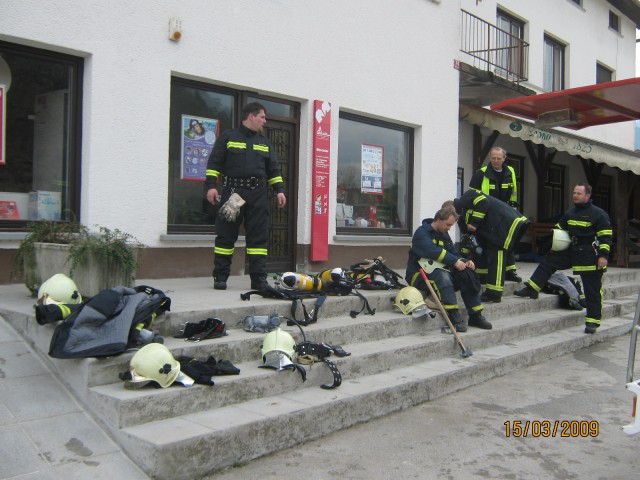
[
  {"xmin": 460, "ymin": 103, "xmax": 640, "ymax": 174},
  {"xmin": 490, "ymin": 77, "xmax": 640, "ymax": 130}
]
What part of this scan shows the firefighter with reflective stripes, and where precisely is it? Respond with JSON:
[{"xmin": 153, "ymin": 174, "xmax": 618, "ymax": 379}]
[
  {"xmin": 405, "ymin": 203, "xmax": 492, "ymax": 332},
  {"xmin": 469, "ymin": 146, "xmax": 523, "ymax": 283},
  {"xmin": 454, "ymin": 189, "xmax": 530, "ymax": 304},
  {"xmin": 205, "ymin": 102, "xmax": 286, "ymax": 291},
  {"xmin": 515, "ymin": 183, "xmax": 612, "ymax": 334}
]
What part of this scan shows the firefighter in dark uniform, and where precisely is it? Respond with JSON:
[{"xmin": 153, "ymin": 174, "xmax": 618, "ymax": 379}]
[
  {"xmin": 205, "ymin": 102, "xmax": 286, "ymax": 291},
  {"xmin": 405, "ymin": 202, "xmax": 492, "ymax": 332},
  {"xmin": 514, "ymin": 183, "xmax": 612, "ymax": 334},
  {"xmin": 469, "ymin": 146, "xmax": 523, "ymax": 284},
  {"xmin": 454, "ymin": 189, "xmax": 530, "ymax": 303}
]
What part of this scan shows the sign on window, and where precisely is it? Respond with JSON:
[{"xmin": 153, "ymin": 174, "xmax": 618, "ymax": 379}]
[{"xmin": 180, "ymin": 114, "xmax": 218, "ymax": 181}]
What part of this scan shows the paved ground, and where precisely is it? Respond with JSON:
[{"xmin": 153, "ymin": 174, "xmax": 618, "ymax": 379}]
[
  {"xmin": 1, "ymin": 265, "xmax": 640, "ymax": 479},
  {"xmin": 206, "ymin": 333, "xmax": 640, "ymax": 480}
]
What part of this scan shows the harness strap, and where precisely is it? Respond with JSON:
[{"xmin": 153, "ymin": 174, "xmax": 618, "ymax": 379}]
[{"xmin": 319, "ymin": 358, "xmax": 342, "ymax": 389}]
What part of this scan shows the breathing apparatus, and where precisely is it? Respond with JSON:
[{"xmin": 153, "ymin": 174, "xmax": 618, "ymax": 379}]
[{"xmin": 279, "ymin": 272, "xmax": 325, "ymax": 292}]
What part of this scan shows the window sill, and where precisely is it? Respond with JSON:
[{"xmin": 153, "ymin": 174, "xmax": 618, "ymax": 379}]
[
  {"xmin": 160, "ymin": 233, "xmax": 246, "ymax": 246},
  {"xmin": 333, "ymin": 234, "xmax": 411, "ymax": 245}
]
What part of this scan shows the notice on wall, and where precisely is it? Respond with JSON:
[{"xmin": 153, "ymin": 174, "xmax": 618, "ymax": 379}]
[
  {"xmin": 311, "ymin": 100, "xmax": 332, "ymax": 261},
  {"xmin": 181, "ymin": 114, "xmax": 218, "ymax": 181},
  {"xmin": 0, "ymin": 84, "xmax": 5, "ymax": 165},
  {"xmin": 361, "ymin": 143, "xmax": 384, "ymax": 195}
]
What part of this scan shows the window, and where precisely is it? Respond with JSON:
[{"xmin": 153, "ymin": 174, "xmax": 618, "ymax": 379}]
[
  {"xmin": 336, "ymin": 113, "xmax": 413, "ymax": 235},
  {"xmin": 609, "ymin": 11, "xmax": 620, "ymax": 32},
  {"xmin": 543, "ymin": 35, "xmax": 565, "ymax": 92},
  {"xmin": 0, "ymin": 41, "xmax": 83, "ymax": 227},
  {"xmin": 596, "ymin": 63, "xmax": 613, "ymax": 84},
  {"xmin": 593, "ymin": 175, "xmax": 612, "ymax": 217},
  {"xmin": 541, "ymin": 165, "xmax": 565, "ymax": 222},
  {"xmin": 167, "ymin": 77, "xmax": 236, "ymax": 233},
  {"xmin": 496, "ymin": 10, "xmax": 525, "ymax": 79}
]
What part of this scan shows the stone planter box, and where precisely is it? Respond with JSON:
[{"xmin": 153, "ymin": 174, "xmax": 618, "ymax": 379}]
[{"xmin": 33, "ymin": 242, "xmax": 138, "ymax": 298}]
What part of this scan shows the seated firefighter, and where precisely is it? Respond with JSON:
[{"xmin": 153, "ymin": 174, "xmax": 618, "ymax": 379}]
[
  {"xmin": 405, "ymin": 202, "xmax": 492, "ymax": 332},
  {"xmin": 453, "ymin": 189, "xmax": 530, "ymax": 303}
]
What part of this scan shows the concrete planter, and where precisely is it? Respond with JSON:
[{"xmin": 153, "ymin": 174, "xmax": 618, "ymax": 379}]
[{"xmin": 34, "ymin": 242, "xmax": 138, "ymax": 298}]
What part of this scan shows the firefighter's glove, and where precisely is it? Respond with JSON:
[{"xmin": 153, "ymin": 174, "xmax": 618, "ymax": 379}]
[{"xmin": 219, "ymin": 193, "xmax": 246, "ymax": 221}]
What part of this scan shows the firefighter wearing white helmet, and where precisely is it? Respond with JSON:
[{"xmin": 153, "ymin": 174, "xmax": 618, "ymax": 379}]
[
  {"xmin": 37, "ymin": 273, "xmax": 83, "ymax": 306},
  {"xmin": 515, "ymin": 183, "xmax": 612, "ymax": 335},
  {"xmin": 125, "ymin": 343, "xmax": 180, "ymax": 389},
  {"xmin": 394, "ymin": 286, "xmax": 435, "ymax": 320}
]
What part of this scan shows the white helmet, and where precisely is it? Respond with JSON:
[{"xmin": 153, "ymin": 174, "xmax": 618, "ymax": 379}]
[
  {"xmin": 125, "ymin": 343, "xmax": 180, "ymax": 389},
  {"xmin": 395, "ymin": 286, "xmax": 428, "ymax": 318},
  {"xmin": 551, "ymin": 229, "xmax": 571, "ymax": 252},
  {"xmin": 261, "ymin": 328, "xmax": 297, "ymax": 370},
  {"xmin": 37, "ymin": 273, "xmax": 83, "ymax": 305}
]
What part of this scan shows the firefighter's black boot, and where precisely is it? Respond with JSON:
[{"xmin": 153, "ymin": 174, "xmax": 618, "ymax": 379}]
[
  {"xmin": 469, "ymin": 312, "xmax": 492, "ymax": 330},
  {"xmin": 250, "ymin": 275, "xmax": 268, "ymax": 292},
  {"xmin": 448, "ymin": 309, "xmax": 467, "ymax": 332},
  {"xmin": 514, "ymin": 283, "xmax": 539, "ymax": 299},
  {"xmin": 505, "ymin": 270, "xmax": 522, "ymax": 282},
  {"xmin": 213, "ymin": 276, "xmax": 228, "ymax": 290}
]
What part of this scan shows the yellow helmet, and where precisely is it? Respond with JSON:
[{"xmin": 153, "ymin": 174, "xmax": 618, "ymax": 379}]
[
  {"xmin": 551, "ymin": 229, "xmax": 571, "ymax": 252},
  {"xmin": 261, "ymin": 328, "xmax": 297, "ymax": 370},
  {"xmin": 125, "ymin": 343, "xmax": 180, "ymax": 389},
  {"xmin": 37, "ymin": 273, "xmax": 83, "ymax": 305},
  {"xmin": 394, "ymin": 286, "xmax": 426, "ymax": 315}
]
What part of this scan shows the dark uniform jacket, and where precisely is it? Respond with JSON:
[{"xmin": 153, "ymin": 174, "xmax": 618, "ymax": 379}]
[
  {"xmin": 556, "ymin": 200, "xmax": 612, "ymax": 272},
  {"xmin": 454, "ymin": 189, "xmax": 529, "ymax": 252},
  {"xmin": 405, "ymin": 218, "xmax": 464, "ymax": 286},
  {"xmin": 204, "ymin": 124, "xmax": 284, "ymax": 193},
  {"xmin": 469, "ymin": 165, "xmax": 518, "ymax": 207}
]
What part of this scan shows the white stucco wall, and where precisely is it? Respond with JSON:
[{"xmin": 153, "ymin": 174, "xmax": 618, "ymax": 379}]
[
  {"xmin": 0, "ymin": 0, "xmax": 460, "ymax": 249},
  {"xmin": 460, "ymin": 0, "xmax": 637, "ymax": 149}
]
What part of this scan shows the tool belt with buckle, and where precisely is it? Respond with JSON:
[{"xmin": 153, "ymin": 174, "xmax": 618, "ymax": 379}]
[
  {"xmin": 571, "ymin": 236, "xmax": 594, "ymax": 246},
  {"xmin": 223, "ymin": 176, "xmax": 266, "ymax": 189}
]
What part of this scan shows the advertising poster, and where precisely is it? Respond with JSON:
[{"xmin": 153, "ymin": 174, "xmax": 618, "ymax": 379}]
[
  {"xmin": 361, "ymin": 143, "xmax": 384, "ymax": 195},
  {"xmin": 181, "ymin": 114, "xmax": 218, "ymax": 181},
  {"xmin": 311, "ymin": 100, "xmax": 331, "ymax": 261},
  {"xmin": 0, "ymin": 84, "xmax": 5, "ymax": 165}
]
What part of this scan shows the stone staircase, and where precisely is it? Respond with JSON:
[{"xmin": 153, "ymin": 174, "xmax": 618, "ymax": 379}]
[{"xmin": 1, "ymin": 267, "xmax": 639, "ymax": 480}]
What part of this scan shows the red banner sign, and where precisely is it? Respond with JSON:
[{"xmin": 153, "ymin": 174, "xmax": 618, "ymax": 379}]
[{"xmin": 311, "ymin": 100, "xmax": 331, "ymax": 261}]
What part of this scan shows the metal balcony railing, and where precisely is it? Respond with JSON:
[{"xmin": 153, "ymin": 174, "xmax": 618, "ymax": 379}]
[{"xmin": 460, "ymin": 9, "xmax": 529, "ymax": 84}]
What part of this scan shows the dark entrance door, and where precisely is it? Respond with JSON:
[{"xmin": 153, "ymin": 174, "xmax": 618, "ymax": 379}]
[{"xmin": 244, "ymin": 119, "xmax": 296, "ymax": 274}]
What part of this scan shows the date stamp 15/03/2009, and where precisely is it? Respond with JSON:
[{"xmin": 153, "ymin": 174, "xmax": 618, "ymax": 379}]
[{"xmin": 504, "ymin": 420, "xmax": 599, "ymax": 438}]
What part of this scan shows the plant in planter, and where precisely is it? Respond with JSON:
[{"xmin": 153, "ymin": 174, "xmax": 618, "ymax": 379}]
[
  {"xmin": 15, "ymin": 222, "xmax": 144, "ymax": 298},
  {"xmin": 67, "ymin": 226, "xmax": 144, "ymax": 297},
  {"xmin": 13, "ymin": 220, "xmax": 87, "ymax": 296}
]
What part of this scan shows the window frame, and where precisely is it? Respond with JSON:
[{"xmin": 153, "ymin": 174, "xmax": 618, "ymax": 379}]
[
  {"xmin": 495, "ymin": 9, "xmax": 526, "ymax": 79},
  {"xmin": 596, "ymin": 62, "xmax": 614, "ymax": 84},
  {"xmin": 543, "ymin": 35, "xmax": 566, "ymax": 92},
  {"xmin": 0, "ymin": 40, "xmax": 83, "ymax": 231},
  {"xmin": 335, "ymin": 111, "xmax": 414, "ymax": 237}
]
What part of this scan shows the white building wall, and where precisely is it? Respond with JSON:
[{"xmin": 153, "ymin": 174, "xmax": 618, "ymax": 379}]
[
  {"xmin": 460, "ymin": 0, "xmax": 637, "ymax": 149},
  {"xmin": 0, "ymin": 0, "xmax": 460, "ymax": 249}
]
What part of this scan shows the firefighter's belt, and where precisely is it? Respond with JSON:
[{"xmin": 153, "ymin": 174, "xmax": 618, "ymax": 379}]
[{"xmin": 223, "ymin": 176, "xmax": 266, "ymax": 189}]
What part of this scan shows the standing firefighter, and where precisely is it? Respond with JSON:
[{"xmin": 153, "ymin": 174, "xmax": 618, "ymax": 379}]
[
  {"xmin": 469, "ymin": 146, "xmax": 523, "ymax": 283},
  {"xmin": 205, "ymin": 102, "xmax": 286, "ymax": 291},
  {"xmin": 454, "ymin": 189, "xmax": 530, "ymax": 303},
  {"xmin": 514, "ymin": 183, "xmax": 612, "ymax": 334}
]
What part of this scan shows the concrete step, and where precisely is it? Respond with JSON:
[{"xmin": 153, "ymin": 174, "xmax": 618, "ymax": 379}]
[
  {"xmin": 114, "ymin": 313, "xmax": 634, "ymax": 480},
  {"xmin": 87, "ymin": 294, "xmax": 638, "ymax": 431}
]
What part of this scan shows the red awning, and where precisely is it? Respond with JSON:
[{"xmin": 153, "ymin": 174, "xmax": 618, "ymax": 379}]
[{"xmin": 490, "ymin": 77, "xmax": 640, "ymax": 130}]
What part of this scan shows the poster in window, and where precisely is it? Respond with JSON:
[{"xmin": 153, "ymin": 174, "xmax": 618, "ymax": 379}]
[
  {"xmin": 0, "ymin": 84, "xmax": 5, "ymax": 165},
  {"xmin": 181, "ymin": 114, "xmax": 219, "ymax": 181},
  {"xmin": 361, "ymin": 143, "xmax": 383, "ymax": 195},
  {"xmin": 457, "ymin": 167, "xmax": 464, "ymax": 198}
]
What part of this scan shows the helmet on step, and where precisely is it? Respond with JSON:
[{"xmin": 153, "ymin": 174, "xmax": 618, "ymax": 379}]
[
  {"xmin": 126, "ymin": 343, "xmax": 180, "ymax": 389},
  {"xmin": 261, "ymin": 327, "xmax": 297, "ymax": 370},
  {"xmin": 394, "ymin": 286, "xmax": 426, "ymax": 315},
  {"xmin": 551, "ymin": 229, "xmax": 571, "ymax": 252},
  {"xmin": 37, "ymin": 273, "xmax": 83, "ymax": 306}
]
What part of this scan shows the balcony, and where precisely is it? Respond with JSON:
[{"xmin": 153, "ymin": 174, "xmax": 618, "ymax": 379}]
[{"xmin": 458, "ymin": 9, "xmax": 534, "ymax": 106}]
